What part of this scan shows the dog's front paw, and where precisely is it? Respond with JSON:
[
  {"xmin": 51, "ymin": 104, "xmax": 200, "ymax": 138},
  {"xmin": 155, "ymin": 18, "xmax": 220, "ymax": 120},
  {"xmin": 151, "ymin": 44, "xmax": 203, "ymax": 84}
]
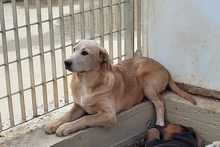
[
  {"xmin": 56, "ymin": 123, "xmax": 75, "ymax": 137},
  {"xmin": 45, "ymin": 120, "xmax": 63, "ymax": 134}
]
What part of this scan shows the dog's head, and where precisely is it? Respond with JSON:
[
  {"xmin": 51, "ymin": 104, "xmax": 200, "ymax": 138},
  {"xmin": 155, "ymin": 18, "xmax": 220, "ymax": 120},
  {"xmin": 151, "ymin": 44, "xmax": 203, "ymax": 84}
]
[
  {"xmin": 163, "ymin": 123, "xmax": 204, "ymax": 147},
  {"xmin": 64, "ymin": 40, "xmax": 112, "ymax": 74}
]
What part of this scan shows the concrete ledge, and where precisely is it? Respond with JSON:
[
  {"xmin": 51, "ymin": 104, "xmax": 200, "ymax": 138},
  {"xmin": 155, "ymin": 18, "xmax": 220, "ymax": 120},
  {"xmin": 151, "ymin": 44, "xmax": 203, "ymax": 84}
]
[
  {"xmin": 1, "ymin": 91, "xmax": 220, "ymax": 146},
  {"xmin": 163, "ymin": 91, "xmax": 220, "ymax": 144},
  {"xmin": 0, "ymin": 101, "xmax": 156, "ymax": 147}
]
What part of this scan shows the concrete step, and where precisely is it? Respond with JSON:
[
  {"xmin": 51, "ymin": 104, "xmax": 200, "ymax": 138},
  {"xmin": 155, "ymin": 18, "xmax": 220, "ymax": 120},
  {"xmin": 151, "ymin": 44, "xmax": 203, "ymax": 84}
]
[{"xmin": 0, "ymin": 91, "xmax": 219, "ymax": 147}]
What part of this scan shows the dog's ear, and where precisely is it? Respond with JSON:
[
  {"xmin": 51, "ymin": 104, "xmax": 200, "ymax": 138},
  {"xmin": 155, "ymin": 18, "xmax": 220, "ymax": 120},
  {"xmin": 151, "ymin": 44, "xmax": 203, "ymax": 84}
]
[
  {"xmin": 74, "ymin": 40, "xmax": 81, "ymax": 45},
  {"xmin": 99, "ymin": 48, "xmax": 112, "ymax": 71},
  {"xmin": 188, "ymin": 128, "xmax": 204, "ymax": 147}
]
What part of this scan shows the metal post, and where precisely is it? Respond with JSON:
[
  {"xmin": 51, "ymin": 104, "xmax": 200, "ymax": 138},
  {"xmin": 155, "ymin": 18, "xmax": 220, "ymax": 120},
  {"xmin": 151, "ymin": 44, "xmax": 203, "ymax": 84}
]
[
  {"xmin": 36, "ymin": 0, "xmax": 48, "ymax": 112},
  {"xmin": 12, "ymin": 0, "xmax": 26, "ymax": 121},
  {"xmin": 99, "ymin": 0, "xmax": 104, "ymax": 47},
  {"xmin": 124, "ymin": 0, "xmax": 134, "ymax": 59},
  {"xmin": 0, "ymin": 0, "xmax": 14, "ymax": 126},
  {"xmin": 141, "ymin": 0, "xmax": 148, "ymax": 57},
  {"xmin": 108, "ymin": 0, "xmax": 113, "ymax": 61},
  {"xmin": 24, "ymin": 0, "xmax": 37, "ymax": 116},
  {"xmin": 136, "ymin": 0, "xmax": 142, "ymax": 57},
  {"xmin": 80, "ymin": 0, "xmax": 85, "ymax": 39},
  {"xmin": 89, "ymin": 0, "xmax": 94, "ymax": 39},
  {"xmin": 116, "ymin": 0, "xmax": 122, "ymax": 62},
  {"xmin": 47, "ymin": 0, "xmax": 59, "ymax": 108},
  {"xmin": 69, "ymin": 0, "xmax": 76, "ymax": 48},
  {"xmin": 59, "ymin": 0, "xmax": 69, "ymax": 104}
]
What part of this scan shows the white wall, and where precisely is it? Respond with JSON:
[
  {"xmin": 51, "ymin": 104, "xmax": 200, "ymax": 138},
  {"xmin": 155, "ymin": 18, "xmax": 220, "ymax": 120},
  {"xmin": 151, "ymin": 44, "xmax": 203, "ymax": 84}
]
[{"xmin": 144, "ymin": 0, "xmax": 220, "ymax": 91}]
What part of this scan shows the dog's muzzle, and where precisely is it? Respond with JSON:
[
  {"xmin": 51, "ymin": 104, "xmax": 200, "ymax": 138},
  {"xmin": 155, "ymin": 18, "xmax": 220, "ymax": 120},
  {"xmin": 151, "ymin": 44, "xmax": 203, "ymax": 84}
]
[
  {"xmin": 64, "ymin": 60, "xmax": 85, "ymax": 73},
  {"xmin": 64, "ymin": 59, "xmax": 72, "ymax": 70},
  {"xmin": 64, "ymin": 59, "xmax": 72, "ymax": 69}
]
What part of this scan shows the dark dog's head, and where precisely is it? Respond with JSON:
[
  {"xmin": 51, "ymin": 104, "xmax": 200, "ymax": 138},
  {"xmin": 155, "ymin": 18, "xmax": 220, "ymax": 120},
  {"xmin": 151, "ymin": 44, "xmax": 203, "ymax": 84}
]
[
  {"xmin": 133, "ymin": 123, "xmax": 204, "ymax": 147},
  {"xmin": 163, "ymin": 123, "xmax": 203, "ymax": 147},
  {"xmin": 64, "ymin": 40, "xmax": 112, "ymax": 74}
]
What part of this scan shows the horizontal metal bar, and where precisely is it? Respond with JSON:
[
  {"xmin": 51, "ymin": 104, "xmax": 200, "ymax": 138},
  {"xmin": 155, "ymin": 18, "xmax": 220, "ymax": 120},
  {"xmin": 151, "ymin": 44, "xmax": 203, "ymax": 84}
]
[
  {"xmin": 0, "ymin": 100, "xmax": 73, "ymax": 132},
  {"xmin": 0, "ymin": 73, "xmax": 72, "ymax": 101}
]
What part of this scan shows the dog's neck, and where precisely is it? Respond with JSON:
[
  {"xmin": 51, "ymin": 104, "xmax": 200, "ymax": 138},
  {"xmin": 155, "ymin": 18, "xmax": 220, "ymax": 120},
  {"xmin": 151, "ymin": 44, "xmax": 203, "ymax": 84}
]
[{"xmin": 75, "ymin": 70, "xmax": 103, "ymax": 88}]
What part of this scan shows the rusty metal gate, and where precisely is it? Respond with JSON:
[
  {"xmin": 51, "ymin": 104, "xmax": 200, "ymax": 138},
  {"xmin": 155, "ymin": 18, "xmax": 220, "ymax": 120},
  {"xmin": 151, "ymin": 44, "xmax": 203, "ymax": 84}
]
[{"xmin": 0, "ymin": 0, "xmax": 141, "ymax": 132}]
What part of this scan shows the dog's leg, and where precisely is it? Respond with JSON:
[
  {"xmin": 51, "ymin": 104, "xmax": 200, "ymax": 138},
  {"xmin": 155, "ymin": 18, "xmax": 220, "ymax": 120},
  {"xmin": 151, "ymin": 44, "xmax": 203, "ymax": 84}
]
[
  {"xmin": 141, "ymin": 71, "xmax": 168, "ymax": 126},
  {"xmin": 144, "ymin": 89, "xmax": 165, "ymax": 126},
  {"xmin": 55, "ymin": 110, "xmax": 117, "ymax": 136},
  {"xmin": 45, "ymin": 103, "xmax": 86, "ymax": 134}
]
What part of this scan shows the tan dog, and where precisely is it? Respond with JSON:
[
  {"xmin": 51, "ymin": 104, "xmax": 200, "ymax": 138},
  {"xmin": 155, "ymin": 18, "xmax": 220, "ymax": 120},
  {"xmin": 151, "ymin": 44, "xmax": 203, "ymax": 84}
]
[{"xmin": 45, "ymin": 39, "xmax": 196, "ymax": 136}]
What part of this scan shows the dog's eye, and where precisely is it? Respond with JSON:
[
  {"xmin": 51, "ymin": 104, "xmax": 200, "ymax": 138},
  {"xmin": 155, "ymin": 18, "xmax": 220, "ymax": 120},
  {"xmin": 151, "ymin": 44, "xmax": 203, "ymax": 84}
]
[{"xmin": 82, "ymin": 51, "xmax": 88, "ymax": 56}]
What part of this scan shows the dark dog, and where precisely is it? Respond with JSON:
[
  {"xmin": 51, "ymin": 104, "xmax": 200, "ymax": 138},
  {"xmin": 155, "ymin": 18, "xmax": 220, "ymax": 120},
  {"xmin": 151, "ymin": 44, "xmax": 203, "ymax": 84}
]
[{"xmin": 127, "ymin": 123, "xmax": 203, "ymax": 147}]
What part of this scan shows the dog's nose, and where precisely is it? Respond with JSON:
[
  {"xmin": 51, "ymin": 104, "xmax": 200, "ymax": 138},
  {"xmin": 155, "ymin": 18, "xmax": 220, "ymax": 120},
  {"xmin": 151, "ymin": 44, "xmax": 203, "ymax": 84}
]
[{"xmin": 64, "ymin": 60, "xmax": 72, "ymax": 66}]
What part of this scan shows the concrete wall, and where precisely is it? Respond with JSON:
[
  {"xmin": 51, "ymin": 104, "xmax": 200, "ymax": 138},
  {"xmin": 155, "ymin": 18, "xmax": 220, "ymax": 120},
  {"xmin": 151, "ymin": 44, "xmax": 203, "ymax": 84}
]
[{"xmin": 142, "ymin": 0, "xmax": 220, "ymax": 91}]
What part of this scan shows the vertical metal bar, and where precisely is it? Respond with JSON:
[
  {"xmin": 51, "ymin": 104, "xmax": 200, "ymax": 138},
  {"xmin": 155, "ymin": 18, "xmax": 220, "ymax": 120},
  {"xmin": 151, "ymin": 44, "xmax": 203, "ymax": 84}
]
[
  {"xmin": 116, "ymin": 0, "xmax": 121, "ymax": 61},
  {"xmin": 99, "ymin": 0, "xmax": 104, "ymax": 47},
  {"xmin": 59, "ymin": 0, "xmax": 69, "ymax": 104},
  {"xmin": 108, "ymin": 0, "xmax": 113, "ymax": 61},
  {"xmin": 47, "ymin": 0, "xmax": 59, "ymax": 108},
  {"xmin": 124, "ymin": 0, "xmax": 134, "ymax": 59},
  {"xmin": 141, "ymin": 0, "xmax": 148, "ymax": 57},
  {"xmin": 69, "ymin": 0, "xmax": 76, "ymax": 48},
  {"xmin": 136, "ymin": 0, "xmax": 141, "ymax": 57},
  {"xmin": 89, "ymin": 0, "xmax": 94, "ymax": 39},
  {"xmin": 0, "ymin": 0, "xmax": 14, "ymax": 126},
  {"xmin": 12, "ymin": 0, "xmax": 26, "ymax": 121},
  {"xmin": 24, "ymin": 0, "xmax": 37, "ymax": 116},
  {"xmin": 80, "ymin": 0, "xmax": 85, "ymax": 39},
  {"xmin": 36, "ymin": 0, "xmax": 48, "ymax": 112}
]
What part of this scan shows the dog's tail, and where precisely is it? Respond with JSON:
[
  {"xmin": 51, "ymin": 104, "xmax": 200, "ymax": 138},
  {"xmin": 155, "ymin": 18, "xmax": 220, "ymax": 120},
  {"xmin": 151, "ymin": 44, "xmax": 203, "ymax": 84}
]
[{"xmin": 168, "ymin": 77, "xmax": 196, "ymax": 105}]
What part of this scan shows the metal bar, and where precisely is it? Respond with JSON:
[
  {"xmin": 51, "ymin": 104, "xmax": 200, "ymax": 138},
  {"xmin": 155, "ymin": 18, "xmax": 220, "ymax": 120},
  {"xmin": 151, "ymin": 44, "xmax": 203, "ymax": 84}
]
[
  {"xmin": 47, "ymin": 0, "xmax": 59, "ymax": 108},
  {"xmin": 69, "ymin": 0, "xmax": 76, "ymax": 49},
  {"xmin": 141, "ymin": 0, "xmax": 148, "ymax": 57},
  {"xmin": 124, "ymin": 0, "xmax": 134, "ymax": 59},
  {"xmin": 116, "ymin": 0, "xmax": 122, "ymax": 62},
  {"xmin": 136, "ymin": 0, "xmax": 141, "ymax": 57},
  {"xmin": 108, "ymin": 0, "xmax": 113, "ymax": 61},
  {"xmin": 89, "ymin": 0, "xmax": 94, "ymax": 39},
  {"xmin": 59, "ymin": 0, "xmax": 69, "ymax": 104},
  {"xmin": 0, "ymin": 0, "xmax": 15, "ymax": 126},
  {"xmin": 99, "ymin": 0, "xmax": 104, "ymax": 47},
  {"xmin": 36, "ymin": 0, "xmax": 48, "ymax": 112},
  {"xmin": 12, "ymin": 0, "xmax": 26, "ymax": 121},
  {"xmin": 80, "ymin": 0, "xmax": 85, "ymax": 39},
  {"xmin": 24, "ymin": 0, "xmax": 37, "ymax": 117}
]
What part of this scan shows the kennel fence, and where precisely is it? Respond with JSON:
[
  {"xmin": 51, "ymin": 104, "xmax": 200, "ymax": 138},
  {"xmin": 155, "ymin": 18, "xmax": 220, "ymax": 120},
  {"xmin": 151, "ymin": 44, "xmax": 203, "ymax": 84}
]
[{"xmin": 0, "ymin": 0, "xmax": 141, "ymax": 133}]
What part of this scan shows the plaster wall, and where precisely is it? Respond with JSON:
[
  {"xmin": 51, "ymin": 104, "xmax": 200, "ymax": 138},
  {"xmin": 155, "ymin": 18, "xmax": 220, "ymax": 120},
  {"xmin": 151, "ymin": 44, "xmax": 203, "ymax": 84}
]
[{"xmin": 144, "ymin": 0, "xmax": 220, "ymax": 91}]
